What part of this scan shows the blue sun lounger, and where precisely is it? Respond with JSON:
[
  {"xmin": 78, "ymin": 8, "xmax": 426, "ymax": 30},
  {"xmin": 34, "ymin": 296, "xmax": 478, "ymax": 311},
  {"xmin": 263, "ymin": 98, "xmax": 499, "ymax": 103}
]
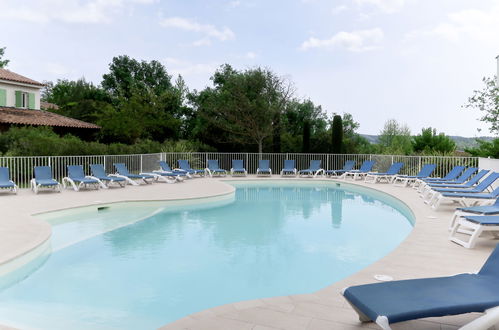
[
  {"xmin": 204, "ymin": 160, "xmax": 227, "ymax": 177},
  {"xmin": 256, "ymin": 160, "xmax": 272, "ymax": 176},
  {"xmin": 89, "ymin": 164, "xmax": 126, "ymax": 188},
  {"xmin": 342, "ymin": 160, "xmax": 376, "ymax": 180},
  {"xmin": 431, "ymin": 173, "xmax": 499, "ymax": 209},
  {"xmin": 31, "ymin": 166, "xmax": 61, "ymax": 194},
  {"xmin": 230, "ymin": 160, "xmax": 247, "ymax": 176},
  {"xmin": 450, "ymin": 198, "xmax": 499, "ymax": 230},
  {"xmin": 113, "ymin": 163, "xmax": 156, "ymax": 185},
  {"xmin": 450, "ymin": 215, "xmax": 499, "ymax": 248},
  {"xmin": 280, "ymin": 160, "xmax": 297, "ymax": 177},
  {"xmin": 324, "ymin": 160, "xmax": 355, "ymax": 177},
  {"xmin": 0, "ymin": 167, "xmax": 17, "ymax": 194},
  {"xmin": 427, "ymin": 169, "xmax": 488, "ymax": 189},
  {"xmin": 299, "ymin": 160, "xmax": 323, "ymax": 178},
  {"xmin": 422, "ymin": 170, "xmax": 490, "ymax": 201},
  {"xmin": 342, "ymin": 244, "xmax": 499, "ymax": 329},
  {"xmin": 177, "ymin": 160, "xmax": 204, "ymax": 177},
  {"xmin": 364, "ymin": 162, "xmax": 404, "ymax": 184},
  {"xmin": 62, "ymin": 165, "xmax": 101, "ymax": 191},
  {"xmin": 432, "ymin": 186, "xmax": 499, "ymax": 210},
  {"xmin": 416, "ymin": 165, "xmax": 465, "ymax": 187},
  {"xmin": 157, "ymin": 161, "xmax": 189, "ymax": 179},
  {"xmin": 427, "ymin": 167, "xmax": 479, "ymax": 187},
  {"xmin": 392, "ymin": 163, "xmax": 437, "ymax": 187},
  {"xmin": 416, "ymin": 165, "xmax": 467, "ymax": 191}
]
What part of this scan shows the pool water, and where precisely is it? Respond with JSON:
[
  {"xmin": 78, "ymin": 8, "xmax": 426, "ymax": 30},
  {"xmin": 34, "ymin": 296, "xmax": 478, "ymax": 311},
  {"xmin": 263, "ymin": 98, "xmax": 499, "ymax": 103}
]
[{"xmin": 0, "ymin": 182, "xmax": 413, "ymax": 329}]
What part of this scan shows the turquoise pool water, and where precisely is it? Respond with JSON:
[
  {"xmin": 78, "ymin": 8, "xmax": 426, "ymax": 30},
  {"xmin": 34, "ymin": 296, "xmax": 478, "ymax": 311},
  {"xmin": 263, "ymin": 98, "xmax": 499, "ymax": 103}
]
[{"xmin": 0, "ymin": 182, "xmax": 413, "ymax": 329}]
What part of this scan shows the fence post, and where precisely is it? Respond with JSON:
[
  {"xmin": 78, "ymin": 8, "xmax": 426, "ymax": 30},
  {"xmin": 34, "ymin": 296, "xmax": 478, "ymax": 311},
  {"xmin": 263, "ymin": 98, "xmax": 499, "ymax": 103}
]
[
  {"xmin": 140, "ymin": 154, "xmax": 143, "ymax": 173},
  {"xmin": 418, "ymin": 157, "xmax": 422, "ymax": 173},
  {"xmin": 246, "ymin": 153, "xmax": 249, "ymax": 174}
]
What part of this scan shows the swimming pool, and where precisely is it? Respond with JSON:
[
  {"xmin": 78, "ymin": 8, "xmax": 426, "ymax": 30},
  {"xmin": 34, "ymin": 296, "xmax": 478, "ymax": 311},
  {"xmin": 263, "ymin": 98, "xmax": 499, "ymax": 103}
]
[{"xmin": 0, "ymin": 181, "xmax": 413, "ymax": 329}]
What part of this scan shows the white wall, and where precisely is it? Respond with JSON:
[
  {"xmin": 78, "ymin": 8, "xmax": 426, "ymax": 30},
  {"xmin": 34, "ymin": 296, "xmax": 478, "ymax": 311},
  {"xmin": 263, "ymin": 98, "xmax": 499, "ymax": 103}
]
[
  {"xmin": 479, "ymin": 157, "xmax": 499, "ymax": 190},
  {"xmin": 0, "ymin": 81, "xmax": 41, "ymax": 110}
]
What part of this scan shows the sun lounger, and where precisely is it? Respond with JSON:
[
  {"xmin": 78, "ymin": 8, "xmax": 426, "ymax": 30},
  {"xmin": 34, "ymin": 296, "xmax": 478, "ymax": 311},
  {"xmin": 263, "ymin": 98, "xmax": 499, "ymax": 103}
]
[
  {"xmin": 419, "ymin": 167, "xmax": 479, "ymax": 196},
  {"xmin": 205, "ymin": 160, "xmax": 227, "ymax": 177},
  {"xmin": 157, "ymin": 161, "xmax": 189, "ymax": 179},
  {"xmin": 392, "ymin": 164, "xmax": 436, "ymax": 187},
  {"xmin": 432, "ymin": 186, "xmax": 499, "ymax": 210},
  {"xmin": 89, "ymin": 164, "xmax": 126, "ymax": 188},
  {"xmin": 113, "ymin": 163, "xmax": 157, "ymax": 185},
  {"xmin": 324, "ymin": 160, "xmax": 355, "ymax": 177},
  {"xmin": 431, "ymin": 173, "xmax": 499, "ymax": 209},
  {"xmin": 256, "ymin": 160, "xmax": 272, "ymax": 176},
  {"xmin": 449, "ymin": 198, "xmax": 499, "ymax": 231},
  {"xmin": 364, "ymin": 162, "xmax": 404, "ymax": 184},
  {"xmin": 415, "ymin": 165, "xmax": 466, "ymax": 190},
  {"xmin": 280, "ymin": 160, "xmax": 297, "ymax": 177},
  {"xmin": 342, "ymin": 160, "xmax": 376, "ymax": 180},
  {"xmin": 62, "ymin": 165, "xmax": 101, "ymax": 191},
  {"xmin": 0, "ymin": 167, "xmax": 17, "ymax": 194},
  {"xmin": 422, "ymin": 170, "xmax": 490, "ymax": 201},
  {"xmin": 298, "ymin": 160, "xmax": 324, "ymax": 178},
  {"xmin": 230, "ymin": 160, "xmax": 247, "ymax": 176},
  {"xmin": 31, "ymin": 166, "xmax": 61, "ymax": 194},
  {"xmin": 177, "ymin": 160, "xmax": 204, "ymax": 177},
  {"xmin": 450, "ymin": 215, "xmax": 499, "ymax": 248},
  {"xmin": 342, "ymin": 244, "xmax": 499, "ymax": 329}
]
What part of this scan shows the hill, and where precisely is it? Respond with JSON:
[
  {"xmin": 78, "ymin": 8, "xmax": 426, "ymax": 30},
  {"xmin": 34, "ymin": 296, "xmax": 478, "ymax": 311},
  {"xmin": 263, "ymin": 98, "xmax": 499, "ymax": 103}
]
[{"xmin": 360, "ymin": 134, "xmax": 495, "ymax": 150}]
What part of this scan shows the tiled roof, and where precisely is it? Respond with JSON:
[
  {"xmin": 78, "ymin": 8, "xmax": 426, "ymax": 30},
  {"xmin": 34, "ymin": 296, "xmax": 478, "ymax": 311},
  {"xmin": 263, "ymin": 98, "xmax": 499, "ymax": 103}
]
[
  {"xmin": 0, "ymin": 107, "xmax": 100, "ymax": 129},
  {"xmin": 0, "ymin": 68, "xmax": 45, "ymax": 87}
]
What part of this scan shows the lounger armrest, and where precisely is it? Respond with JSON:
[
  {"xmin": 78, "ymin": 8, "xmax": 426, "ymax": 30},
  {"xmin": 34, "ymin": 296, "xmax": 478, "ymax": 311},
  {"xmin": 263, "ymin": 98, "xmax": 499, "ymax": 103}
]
[{"xmin": 460, "ymin": 306, "xmax": 499, "ymax": 330}]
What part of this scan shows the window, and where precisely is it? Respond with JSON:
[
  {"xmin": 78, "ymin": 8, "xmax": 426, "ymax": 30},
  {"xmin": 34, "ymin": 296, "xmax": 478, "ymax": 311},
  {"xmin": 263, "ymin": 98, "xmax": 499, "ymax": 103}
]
[{"xmin": 21, "ymin": 92, "xmax": 28, "ymax": 108}]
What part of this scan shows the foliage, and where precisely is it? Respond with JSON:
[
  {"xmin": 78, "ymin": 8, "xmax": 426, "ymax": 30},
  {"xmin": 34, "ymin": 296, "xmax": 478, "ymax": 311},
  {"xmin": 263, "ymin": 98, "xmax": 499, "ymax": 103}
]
[
  {"xmin": 0, "ymin": 127, "xmax": 169, "ymax": 156},
  {"xmin": 0, "ymin": 47, "xmax": 9, "ymax": 68},
  {"xmin": 190, "ymin": 64, "xmax": 294, "ymax": 153},
  {"xmin": 465, "ymin": 138, "xmax": 499, "ymax": 158},
  {"xmin": 302, "ymin": 120, "xmax": 311, "ymax": 153},
  {"xmin": 102, "ymin": 55, "xmax": 172, "ymax": 100},
  {"xmin": 331, "ymin": 115, "xmax": 343, "ymax": 154},
  {"xmin": 463, "ymin": 76, "xmax": 499, "ymax": 135},
  {"xmin": 161, "ymin": 139, "xmax": 215, "ymax": 153},
  {"xmin": 412, "ymin": 127, "xmax": 456, "ymax": 155},
  {"xmin": 377, "ymin": 119, "xmax": 413, "ymax": 155}
]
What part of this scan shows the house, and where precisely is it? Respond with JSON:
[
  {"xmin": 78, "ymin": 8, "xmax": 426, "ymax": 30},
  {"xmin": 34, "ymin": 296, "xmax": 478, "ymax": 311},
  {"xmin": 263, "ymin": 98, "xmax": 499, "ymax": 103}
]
[{"xmin": 0, "ymin": 68, "xmax": 99, "ymax": 133}]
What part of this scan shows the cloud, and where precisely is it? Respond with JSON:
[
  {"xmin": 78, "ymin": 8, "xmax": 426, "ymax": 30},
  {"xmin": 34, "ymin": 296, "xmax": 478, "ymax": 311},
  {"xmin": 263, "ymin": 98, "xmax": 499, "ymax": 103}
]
[
  {"xmin": 331, "ymin": 5, "xmax": 348, "ymax": 15},
  {"xmin": 354, "ymin": 0, "xmax": 407, "ymax": 13},
  {"xmin": 160, "ymin": 17, "xmax": 235, "ymax": 42},
  {"xmin": 301, "ymin": 28, "xmax": 384, "ymax": 52},
  {"xmin": 0, "ymin": 0, "xmax": 155, "ymax": 24},
  {"xmin": 163, "ymin": 57, "xmax": 218, "ymax": 76},
  {"xmin": 407, "ymin": 4, "xmax": 499, "ymax": 43},
  {"xmin": 245, "ymin": 52, "xmax": 257, "ymax": 59}
]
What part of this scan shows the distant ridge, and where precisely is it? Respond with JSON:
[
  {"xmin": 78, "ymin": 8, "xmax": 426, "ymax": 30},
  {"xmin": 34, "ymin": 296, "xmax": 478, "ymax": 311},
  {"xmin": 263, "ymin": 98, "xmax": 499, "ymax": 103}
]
[{"xmin": 360, "ymin": 134, "xmax": 495, "ymax": 149}]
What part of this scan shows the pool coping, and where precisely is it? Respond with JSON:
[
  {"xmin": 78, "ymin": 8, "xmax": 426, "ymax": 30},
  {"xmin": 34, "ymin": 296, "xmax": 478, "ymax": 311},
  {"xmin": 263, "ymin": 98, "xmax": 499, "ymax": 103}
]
[{"xmin": 0, "ymin": 176, "xmax": 495, "ymax": 330}]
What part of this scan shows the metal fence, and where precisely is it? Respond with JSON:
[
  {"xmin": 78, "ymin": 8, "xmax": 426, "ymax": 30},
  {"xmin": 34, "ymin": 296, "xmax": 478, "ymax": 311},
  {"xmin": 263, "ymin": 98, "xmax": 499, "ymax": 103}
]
[{"xmin": 0, "ymin": 152, "xmax": 479, "ymax": 188}]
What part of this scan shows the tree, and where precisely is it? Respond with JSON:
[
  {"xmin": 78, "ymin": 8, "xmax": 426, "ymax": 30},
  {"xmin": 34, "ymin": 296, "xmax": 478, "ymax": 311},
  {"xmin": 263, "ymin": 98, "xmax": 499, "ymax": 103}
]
[
  {"xmin": 0, "ymin": 47, "xmax": 9, "ymax": 68},
  {"xmin": 191, "ymin": 64, "xmax": 294, "ymax": 153},
  {"xmin": 465, "ymin": 138, "xmax": 499, "ymax": 158},
  {"xmin": 102, "ymin": 55, "xmax": 172, "ymax": 100},
  {"xmin": 331, "ymin": 115, "xmax": 343, "ymax": 154},
  {"xmin": 412, "ymin": 127, "xmax": 456, "ymax": 155},
  {"xmin": 378, "ymin": 119, "xmax": 413, "ymax": 155},
  {"xmin": 463, "ymin": 76, "xmax": 499, "ymax": 135},
  {"xmin": 302, "ymin": 120, "xmax": 311, "ymax": 153}
]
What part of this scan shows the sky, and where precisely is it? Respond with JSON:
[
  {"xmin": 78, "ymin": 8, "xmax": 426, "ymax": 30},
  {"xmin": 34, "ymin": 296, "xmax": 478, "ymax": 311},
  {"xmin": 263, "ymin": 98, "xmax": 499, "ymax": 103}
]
[{"xmin": 0, "ymin": 0, "xmax": 498, "ymax": 136}]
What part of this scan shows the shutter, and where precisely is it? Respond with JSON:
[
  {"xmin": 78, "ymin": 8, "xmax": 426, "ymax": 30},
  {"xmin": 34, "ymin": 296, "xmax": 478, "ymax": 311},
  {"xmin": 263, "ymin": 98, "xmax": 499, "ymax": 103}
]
[
  {"xmin": 0, "ymin": 89, "xmax": 6, "ymax": 107},
  {"xmin": 28, "ymin": 92, "xmax": 35, "ymax": 109},
  {"xmin": 15, "ymin": 91, "xmax": 22, "ymax": 107}
]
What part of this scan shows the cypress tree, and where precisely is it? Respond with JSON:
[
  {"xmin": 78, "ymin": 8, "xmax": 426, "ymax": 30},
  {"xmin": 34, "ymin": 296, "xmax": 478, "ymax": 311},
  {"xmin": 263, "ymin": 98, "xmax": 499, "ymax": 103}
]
[
  {"xmin": 302, "ymin": 120, "xmax": 311, "ymax": 153},
  {"xmin": 331, "ymin": 115, "xmax": 343, "ymax": 154}
]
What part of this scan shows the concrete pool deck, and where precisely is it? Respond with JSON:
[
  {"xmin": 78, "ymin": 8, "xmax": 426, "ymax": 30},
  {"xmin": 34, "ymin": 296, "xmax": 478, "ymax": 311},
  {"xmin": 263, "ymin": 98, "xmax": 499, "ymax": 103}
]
[{"xmin": 0, "ymin": 176, "xmax": 496, "ymax": 330}]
